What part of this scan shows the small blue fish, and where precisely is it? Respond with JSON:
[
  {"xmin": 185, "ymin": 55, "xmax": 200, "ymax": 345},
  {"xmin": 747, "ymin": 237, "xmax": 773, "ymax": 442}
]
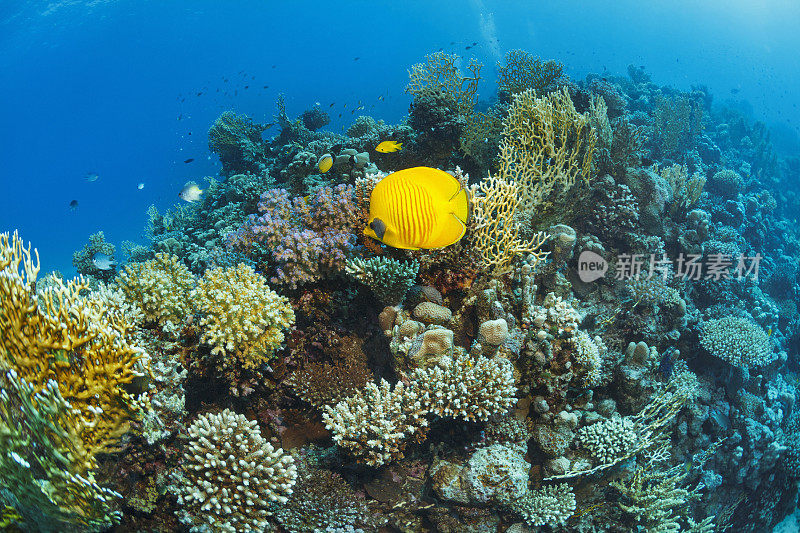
[{"xmin": 92, "ymin": 252, "xmax": 116, "ymax": 271}]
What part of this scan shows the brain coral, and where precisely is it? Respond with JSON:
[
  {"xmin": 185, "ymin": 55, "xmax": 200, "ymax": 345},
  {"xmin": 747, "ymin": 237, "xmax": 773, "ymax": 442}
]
[
  {"xmin": 117, "ymin": 252, "xmax": 195, "ymax": 327},
  {"xmin": 173, "ymin": 409, "xmax": 297, "ymax": 532},
  {"xmin": 700, "ymin": 316, "xmax": 775, "ymax": 370},
  {"xmin": 193, "ymin": 263, "xmax": 295, "ymax": 369}
]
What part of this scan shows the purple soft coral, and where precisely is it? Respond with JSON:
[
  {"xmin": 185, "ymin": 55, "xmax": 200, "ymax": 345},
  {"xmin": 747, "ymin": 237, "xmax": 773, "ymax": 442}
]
[{"xmin": 229, "ymin": 185, "xmax": 360, "ymax": 288}]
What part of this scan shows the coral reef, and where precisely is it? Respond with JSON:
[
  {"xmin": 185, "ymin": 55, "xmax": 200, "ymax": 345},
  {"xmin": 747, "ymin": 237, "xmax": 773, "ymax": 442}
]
[
  {"xmin": 193, "ymin": 262, "xmax": 295, "ymax": 370},
  {"xmin": 172, "ymin": 409, "xmax": 297, "ymax": 532}
]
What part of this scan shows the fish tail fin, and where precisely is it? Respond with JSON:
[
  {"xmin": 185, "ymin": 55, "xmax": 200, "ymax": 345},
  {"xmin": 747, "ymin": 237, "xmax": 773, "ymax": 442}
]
[{"xmin": 396, "ymin": 142, "xmax": 403, "ymax": 150}]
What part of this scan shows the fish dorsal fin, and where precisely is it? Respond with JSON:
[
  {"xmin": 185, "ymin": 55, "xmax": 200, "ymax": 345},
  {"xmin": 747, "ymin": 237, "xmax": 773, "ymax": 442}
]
[{"xmin": 399, "ymin": 167, "xmax": 462, "ymax": 203}]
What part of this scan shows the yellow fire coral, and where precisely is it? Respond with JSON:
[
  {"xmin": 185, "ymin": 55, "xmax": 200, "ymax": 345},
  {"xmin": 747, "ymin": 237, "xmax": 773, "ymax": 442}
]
[
  {"xmin": 497, "ymin": 49, "xmax": 564, "ymax": 96},
  {"xmin": 117, "ymin": 252, "xmax": 195, "ymax": 327},
  {"xmin": 500, "ymin": 87, "xmax": 596, "ymax": 224},
  {"xmin": 193, "ymin": 263, "xmax": 295, "ymax": 369},
  {"xmin": 469, "ymin": 175, "xmax": 549, "ymax": 277},
  {"xmin": 406, "ymin": 51, "xmax": 481, "ymax": 115},
  {"xmin": 0, "ymin": 231, "xmax": 149, "ymax": 530}
]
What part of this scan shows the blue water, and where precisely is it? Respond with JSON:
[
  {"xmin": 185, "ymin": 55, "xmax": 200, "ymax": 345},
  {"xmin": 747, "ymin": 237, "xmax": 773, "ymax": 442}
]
[{"xmin": 1, "ymin": 0, "xmax": 799, "ymax": 274}]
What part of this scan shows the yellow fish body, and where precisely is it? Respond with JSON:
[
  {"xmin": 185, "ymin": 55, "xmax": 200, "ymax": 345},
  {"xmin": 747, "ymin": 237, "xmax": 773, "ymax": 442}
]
[
  {"xmin": 364, "ymin": 167, "xmax": 469, "ymax": 250},
  {"xmin": 375, "ymin": 140, "xmax": 402, "ymax": 153},
  {"xmin": 318, "ymin": 153, "xmax": 334, "ymax": 173}
]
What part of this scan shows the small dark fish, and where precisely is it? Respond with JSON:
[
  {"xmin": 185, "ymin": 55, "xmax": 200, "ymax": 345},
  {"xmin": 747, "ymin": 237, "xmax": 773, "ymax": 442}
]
[
  {"xmin": 338, "ymin": 113, "xmax": 342, "ymax": 118},
  {"xmin": 69, "ymin": 200, "xmax": 78, "ymax": 210},
  {"xmin": 329, "ymin": 102, "xmax": 335, "ymax": 107},
  {"xmin": 184, "ymin": 158, "xmax": 195, "ymax": 163},
  {"xmin": 188, "ymin": 132, "xmax": 192, "ymax": 136},
  {"xmin": 244, "ymin": 85, "xmax": 249, "ymax": 89},
  {"xmin": 216, "ymin": 88, "xmax": 219, "ymax": 92},
  {"xmin": 180, "ymin": 97, "xmax": 185, "ymax": 102},
  {"xmin": 465, "ymin": 45, "xmax": 472, "ymax": 50},
  {"xmin": 731, "ymin": 88, "xmax": 740, "ymax": 94},
  {"xmin": 354, "ymin": 57, "xmax": 360, "ymax": 61},
  {"xmin": 472, "ymin": 41, "xmax": 477, "ymax": 46},
  {"xmin": 438, "ymin": 47, "xmax": 443, "ymax": 52},
  {"xmin": 223, "ymin": 78, "xmax": 229, "ymax": 83},
  {"xmin": 450, "ymin": 41, "xmax": 455, "ymax": 45},
  {"xmin": 196, "ymin": 92, "xmax": 202, "ymax": 96},
  {"xmin": 343, "ymin": 103, "xmax": 347, "ymax": 108},
  {"xmin": 178, "ymin": 113, "xmax": 183, "ymax": 120},
  {"xmin": 351, "ymin": 109, "xmax": 355, "ymax": 114},
  {"xmin": 263, "ymin": 85, "xmax": 269, "ymax": 89},
  {"xmin": 272, "ymin": 64, "xmax": 276, "ymax": 68},
  {"xmin": 251, "ymin": 75, "xmax": 255, "ymax": 80}
]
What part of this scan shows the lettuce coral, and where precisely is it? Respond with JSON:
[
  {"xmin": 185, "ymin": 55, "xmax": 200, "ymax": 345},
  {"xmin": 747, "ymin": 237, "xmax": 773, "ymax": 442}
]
[{"xmin": 193, "ymin": 263, "xmax": 295, "ymax": 369}]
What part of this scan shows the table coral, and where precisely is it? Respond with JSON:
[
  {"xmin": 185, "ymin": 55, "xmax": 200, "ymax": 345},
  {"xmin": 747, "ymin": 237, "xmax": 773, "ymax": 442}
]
[
  {"xmin": 193, "ymin": 263, "xmax": 295, "ymax": 370},
  {"xmin": 700, "ymin": 316, "xmax": 776, "ymax": 370},
  {"xmin": 172, "ymin": 409, "xmax": 297, "ymax": 532}
]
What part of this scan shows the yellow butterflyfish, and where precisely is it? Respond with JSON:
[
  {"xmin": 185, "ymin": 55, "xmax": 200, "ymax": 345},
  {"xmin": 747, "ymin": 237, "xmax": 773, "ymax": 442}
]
[
  {"xmin": 375, "ymin": 140, "xmax": 402, "ymax": 153},
  {"xmin": 318, "ymin": 153, "xmax": 334, "ymax": 173},
  {"xmin": 364, "ymin": 166, "xmax": 469, "ymax": 250}
]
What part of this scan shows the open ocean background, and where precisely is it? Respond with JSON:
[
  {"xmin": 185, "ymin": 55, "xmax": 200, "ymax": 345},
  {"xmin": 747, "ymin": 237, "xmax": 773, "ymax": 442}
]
[{"xmin": 1, "ymin": 0, "xmax": 799, "ymax": 275}]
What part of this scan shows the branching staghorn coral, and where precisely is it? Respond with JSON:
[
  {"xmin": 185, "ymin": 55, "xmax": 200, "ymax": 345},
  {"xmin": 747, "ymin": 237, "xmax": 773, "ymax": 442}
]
[
  {"xmin": 117, "ymin": 252, "xmax": 195, "ymax": 328},
  {"xmin": 410, "ymin": 351, "xmax": 516, "ymax": 422},
  {"xmin": 497, "ymin": 49, "xmax": 565, "ymax": 97},
  {"xmin": 499, "ymin": 87, "xmax": 596, "ymax": 226},
  {"xmin": 610, "ymin": 450, "xmax": 714, "ymax": 532},
  {"xmin": 0, "ymin": 231, "xmax": 149, "ymax": 531},
  {"xmin": 322, "ymin": 379, "xmax": 428, "ymax": 467},
  {"xmin": 193, "ymin": 263, "xmax": 295, "ymax": 370},
  {"xmin": 172, "ymin": 409, "xmax": 297, "ymax": 532},
  {"xmin": 510, "ymin": 483, "xmax": 576, "ymax": 527},
  {"xmin": 469, "ymin": 175, "xmax": 549, "ymax": 276},
  {"xmin": 406, "ymin": 51, "xmax": 481, "ymax": 115}
]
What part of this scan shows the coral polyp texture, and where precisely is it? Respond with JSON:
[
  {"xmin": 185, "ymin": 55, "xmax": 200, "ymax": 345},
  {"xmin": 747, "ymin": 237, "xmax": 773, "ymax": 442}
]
[
  {"xmin": 411, "ymin": 351, "xmax": 517, "ymax": 422},
  {"xmin": 172, "ymin": 409, "xmax": 297, "ymax": 532},
  {"xmin": 193, "ymin": 263, "xmax": 295, "ymax": 369},
  {"xmin": 322, "ymin": 379, "xmax": 428, "ymax": 466},
  {"xmin": 117, "ymin": 252, "xmax": 195, "ymax": 327}
]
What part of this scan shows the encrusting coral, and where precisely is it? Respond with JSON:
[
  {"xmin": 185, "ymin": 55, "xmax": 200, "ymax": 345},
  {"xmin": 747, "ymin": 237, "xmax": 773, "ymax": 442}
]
[
  {"xmin": 193, "ymin": 263, "xmax": 295, "ymax": 369},
  {"xmin": 172, "ymin": 409, "xmax": 297, "ymax": 532}
]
